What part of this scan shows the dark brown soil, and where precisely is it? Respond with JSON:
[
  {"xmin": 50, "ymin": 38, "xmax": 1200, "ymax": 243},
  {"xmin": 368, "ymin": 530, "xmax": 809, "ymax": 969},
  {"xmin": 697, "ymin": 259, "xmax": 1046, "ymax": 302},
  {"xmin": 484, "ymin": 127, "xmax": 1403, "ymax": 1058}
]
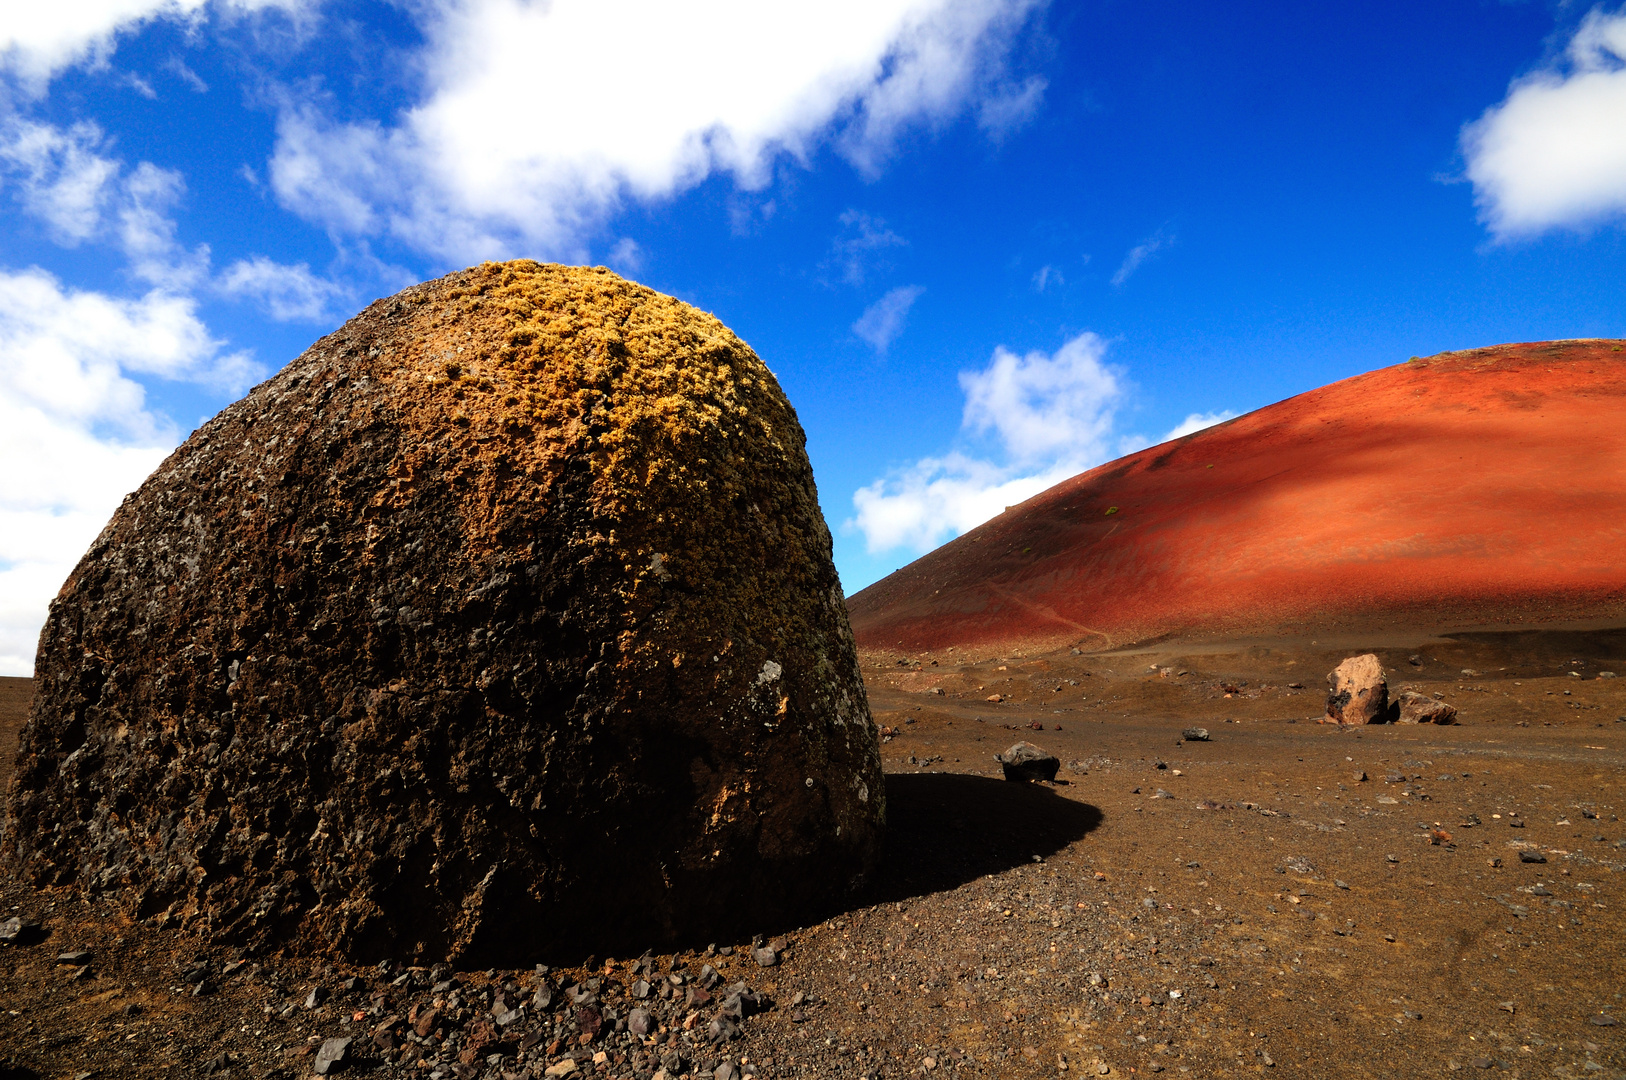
[{"xmin": 2, "ymin": 627, "xmax": 1624, "ymax": 1078}]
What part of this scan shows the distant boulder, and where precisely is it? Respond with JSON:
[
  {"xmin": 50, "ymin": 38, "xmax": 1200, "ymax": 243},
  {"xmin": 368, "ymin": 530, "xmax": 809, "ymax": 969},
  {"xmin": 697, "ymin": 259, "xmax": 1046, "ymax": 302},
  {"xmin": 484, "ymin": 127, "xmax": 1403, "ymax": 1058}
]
[
  {"xmin": 996, "ymin": 741, "xmax": 1060, "ymax": 782},
  {"xmin": 2, "ymin": 261, "xmax": 884, "ymax": 965},
  {"xmin": 1396, "ymin": 690, "xmax": 1458, "ymax": 725},
  {"xmin": 1324, "ymin": 654, "xmax": 1389, "ymax": 725}
]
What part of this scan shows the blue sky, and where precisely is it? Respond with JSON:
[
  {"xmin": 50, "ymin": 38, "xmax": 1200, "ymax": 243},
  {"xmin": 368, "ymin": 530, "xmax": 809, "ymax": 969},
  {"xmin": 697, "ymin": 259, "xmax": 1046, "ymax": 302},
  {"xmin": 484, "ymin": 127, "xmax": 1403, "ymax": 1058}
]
[{"xmin": 3, "ymin": 0, "xmax": 1626, "ymax": 674}]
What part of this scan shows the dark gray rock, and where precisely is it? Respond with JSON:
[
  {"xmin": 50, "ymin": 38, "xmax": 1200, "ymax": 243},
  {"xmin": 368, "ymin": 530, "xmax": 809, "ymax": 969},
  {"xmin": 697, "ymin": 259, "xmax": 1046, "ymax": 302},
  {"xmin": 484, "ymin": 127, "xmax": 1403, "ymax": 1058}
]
[
  {"xmin": 628, "ymin": 1007, "xmax": 656, "ymax": 1036},
  {"xmin": 313, "ymin": 1036, "xmax": 352, "ymax": 1075},
  {"xmin": 995, "ymin": 742, "xmax": 1060, "ymax": 783},
  {"xmin": 752, "ymin": 946, "xmax": 778, "ymax": 968},
  {"xmin": 1519, "ymin": 851, "xmax": 1547, "ymax": 864},
  {"xmin": 1181, "ymin": 727, "xmax": 1209, "ymax": 741}
]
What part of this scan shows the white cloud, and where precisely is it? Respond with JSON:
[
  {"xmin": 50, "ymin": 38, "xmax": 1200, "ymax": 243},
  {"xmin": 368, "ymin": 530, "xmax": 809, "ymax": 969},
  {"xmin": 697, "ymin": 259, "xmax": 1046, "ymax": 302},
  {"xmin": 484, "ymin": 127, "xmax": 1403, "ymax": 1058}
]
[
  {"xmin": 849, "ymin": 331, "xmax": 1122, "ymax": 553},
  {"xmin": 1, "ymin": 118, "xmax": 348, "ymax": 320},
  {"xmin": 853, "ymin": 284, "xmax": 925, "ymax": 353},
  {"xmin": 217, "ymin": 254, "xmax": 347, "ymax": 321},
  {"xmin": 0, "ymin": 119, "xmax": 211, "ymax": 289},
  {"xmin": 849, "ymin": 332, "xmax": 1238, "ymax": 557},
  {"xmin": 1464, "ymin": 9, "xmax": 1626, "ymax": 237},
  {"xmin": 0, "ymin": 0, "xmax": 312, "ymax": 94},
  {"xmin": 958, "ymin": 331, "xmax": 1121, "ymax": 462},
  {"xmin": 269, "ymin": 0, "xmax": 1047, "ymax": 260},
  {"xmin": 851, "ymin": 451, "xmax": 1078, "ymax": 554},
  {"xmin": 1111, "ymin": 227, "xmax": 1172, "ymax": 286},
  {"xmin": 1163, "ymin": 409, "xmax": 1236, "ymax": 441},
  {"xmin": 0, "ymin": 267, "xmax": 265, "ymax": 674},
  {"xmin": 0, "ymin": 120, "xmax": 121, "ymax": 242},
  {"xmin": 1, "ymin": 0, "xmax": 207, "ymax": 92},
  {"xmin": 1031, "ymin": 263, "xmax": 1061, "ymax": 291}
]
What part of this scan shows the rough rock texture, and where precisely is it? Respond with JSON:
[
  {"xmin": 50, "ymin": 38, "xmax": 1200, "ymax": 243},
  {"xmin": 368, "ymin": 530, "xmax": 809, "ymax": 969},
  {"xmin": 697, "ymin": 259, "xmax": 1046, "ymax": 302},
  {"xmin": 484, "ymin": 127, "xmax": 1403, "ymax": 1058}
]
[
  {"xmin": 1396, "ymin": 690, "xmax": 1459, "ymax": 725},
  {"xmin": 995, "ymin": 742, "xmax": 1059, "ymax": 782},
  {"xmin": 2, "ymin": 261, "xmax": 884, "ymax": 965},
  {"xmin": 1323, "ymin": 654, "xmax": 1389, "ymax": 725}
]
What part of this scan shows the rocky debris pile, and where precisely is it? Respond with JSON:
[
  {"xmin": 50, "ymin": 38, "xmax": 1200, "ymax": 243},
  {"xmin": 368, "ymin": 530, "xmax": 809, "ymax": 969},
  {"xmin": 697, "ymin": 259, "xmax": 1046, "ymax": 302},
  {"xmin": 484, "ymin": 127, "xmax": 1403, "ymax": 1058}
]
[
  {"xmin": 201, "ymin": 949, "xmax": 778, "ymax": 1078},
  {"xmin": 1395, "ymin": 691, "xmax": 1458, "ymax": 725},
  {"xmin": 1323, "ymin": 654, "xmax": 1389, "ymax": 725},
  {"xmin": 996, "ymin": 741, "xmax": 1060, "ymax": 782},
  {"xmin": 2, "ymin": 261, "xmax": 884, "ymax": 965}
]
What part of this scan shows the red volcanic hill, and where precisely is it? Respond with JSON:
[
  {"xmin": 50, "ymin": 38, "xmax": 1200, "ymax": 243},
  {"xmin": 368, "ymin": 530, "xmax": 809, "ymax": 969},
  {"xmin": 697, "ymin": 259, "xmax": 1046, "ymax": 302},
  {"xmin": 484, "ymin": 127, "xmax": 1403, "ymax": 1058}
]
[{"xmin": 847, "ymin": 340, "xmax": 1626, "ymax": 654}]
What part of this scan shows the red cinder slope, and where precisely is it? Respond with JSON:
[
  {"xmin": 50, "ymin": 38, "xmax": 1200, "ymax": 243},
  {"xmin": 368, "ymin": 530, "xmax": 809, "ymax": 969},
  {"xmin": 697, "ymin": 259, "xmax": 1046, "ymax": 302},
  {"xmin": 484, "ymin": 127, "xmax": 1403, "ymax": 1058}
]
[{"xmin": 846, "ymin": 341, "xmax": 1626, "ymax": 653}]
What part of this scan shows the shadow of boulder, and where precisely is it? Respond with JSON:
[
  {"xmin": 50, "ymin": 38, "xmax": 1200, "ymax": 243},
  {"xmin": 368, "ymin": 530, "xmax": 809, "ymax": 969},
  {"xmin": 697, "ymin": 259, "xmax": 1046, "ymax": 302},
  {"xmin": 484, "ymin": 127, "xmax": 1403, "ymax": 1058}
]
[{"xmin": 865, "ymin": 772, "xmax": 1103, "ymax": 904}]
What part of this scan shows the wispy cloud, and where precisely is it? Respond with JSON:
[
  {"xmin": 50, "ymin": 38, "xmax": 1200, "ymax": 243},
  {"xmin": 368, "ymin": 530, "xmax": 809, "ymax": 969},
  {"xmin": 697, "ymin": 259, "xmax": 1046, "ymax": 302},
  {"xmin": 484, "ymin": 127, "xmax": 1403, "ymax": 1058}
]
[
  {"xmin": 1111, "ymin": 227, "xmax": 1173, "ymax": 286},
  {"xmin": 853, "ymin": 284, "xmax": 925, "ymax": 353},
  {"xmin": 1463, "ymin": 9, "xmax": 1626, "ymax": 237},
  {"xmin": 607, "ymin": 237, "xmax": 645, "ymax": 276},
  {"xmin": 826, "ymin": 210, "xmax": 907, "ymax": 286},
  {"xmin": 1031, "ymin": 263, "xmax": 1062, "ymax": 291},
  {"xmin": 216, "ymin": 255, "xmax": 349, "ymax": 321}
]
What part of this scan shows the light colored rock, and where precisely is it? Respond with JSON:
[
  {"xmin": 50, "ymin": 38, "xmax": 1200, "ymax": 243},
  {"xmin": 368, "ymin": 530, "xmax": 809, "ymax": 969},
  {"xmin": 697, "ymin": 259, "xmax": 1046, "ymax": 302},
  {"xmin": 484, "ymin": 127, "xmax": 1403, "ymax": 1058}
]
[
  {"xmin": 1323, "ymin": 653, "xmax": 1389, "ymax": 725},
  {"xmin": 1396, "ymin": 690, "xmax": 1458, "ymax": 725}
]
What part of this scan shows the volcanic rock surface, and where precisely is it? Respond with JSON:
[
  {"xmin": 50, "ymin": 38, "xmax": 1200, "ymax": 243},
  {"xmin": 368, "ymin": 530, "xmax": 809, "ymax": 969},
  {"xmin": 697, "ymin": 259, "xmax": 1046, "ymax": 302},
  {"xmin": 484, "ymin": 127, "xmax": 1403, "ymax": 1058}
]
[
  {"xmin": 848, "ymin": 340, "xmax": 1626, "ymax": 654},
  {"xmin": 2, "ymin": 261, "xmax": 883, "ymax": 965}
]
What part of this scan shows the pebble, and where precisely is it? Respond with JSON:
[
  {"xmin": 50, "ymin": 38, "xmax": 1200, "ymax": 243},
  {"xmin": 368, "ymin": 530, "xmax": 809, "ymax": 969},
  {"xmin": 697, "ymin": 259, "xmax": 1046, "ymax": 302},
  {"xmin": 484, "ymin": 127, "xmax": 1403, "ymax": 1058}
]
[
  {"xmin": 752, "ymin": 946, "xmax": 778, "ymax": 968},
  {"xmin": 55, "ymin": 950, "xmax": 92, "ymax": 965},
  {"xmin": 1181, "ymin": 727, "xmax": 1210, "ymax": 741},
  {"xmin": 1591, "ymin": 1015, "xmax": 1618, "ymax": 1027},
  {"xmin": 1519, "ymin": 851, "xmax": 1547, "ymax": 864}
]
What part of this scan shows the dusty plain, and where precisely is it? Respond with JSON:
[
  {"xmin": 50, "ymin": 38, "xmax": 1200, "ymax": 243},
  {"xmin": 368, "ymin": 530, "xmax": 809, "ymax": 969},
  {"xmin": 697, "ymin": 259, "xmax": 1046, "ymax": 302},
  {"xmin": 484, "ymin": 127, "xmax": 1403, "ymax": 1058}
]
[{"xmin": 1, "ymin": 628, "xmax": 1625, "ymax": 1080}]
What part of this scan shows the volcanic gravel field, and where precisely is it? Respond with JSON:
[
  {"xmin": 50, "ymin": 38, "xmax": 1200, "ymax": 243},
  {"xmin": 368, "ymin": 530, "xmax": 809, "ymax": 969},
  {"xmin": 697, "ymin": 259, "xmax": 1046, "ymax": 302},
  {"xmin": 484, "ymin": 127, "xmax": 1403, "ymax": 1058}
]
[{"xmin": 2, "ymin": 626, "xmax": 1625, "ymax": 1080}]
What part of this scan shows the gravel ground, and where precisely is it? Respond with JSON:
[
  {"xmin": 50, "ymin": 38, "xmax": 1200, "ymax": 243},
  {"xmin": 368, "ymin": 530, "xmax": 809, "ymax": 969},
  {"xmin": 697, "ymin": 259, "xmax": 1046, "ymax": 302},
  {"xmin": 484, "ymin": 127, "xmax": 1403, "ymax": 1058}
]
[{"xmin": 1, "ymin": 632, "xmax": 1624, "ymax": 1079}]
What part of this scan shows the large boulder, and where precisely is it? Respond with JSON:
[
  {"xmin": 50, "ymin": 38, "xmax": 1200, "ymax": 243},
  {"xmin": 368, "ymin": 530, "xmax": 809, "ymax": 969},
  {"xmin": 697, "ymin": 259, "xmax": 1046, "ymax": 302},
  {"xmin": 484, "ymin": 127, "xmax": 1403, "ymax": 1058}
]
[
  {"xmin": 1323, "ymin": 653, "xmax": 1389, "ymax": 725},
  {"xmin": 2, "ymin": 262, "xmax": 884, "ymax": 964}
]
